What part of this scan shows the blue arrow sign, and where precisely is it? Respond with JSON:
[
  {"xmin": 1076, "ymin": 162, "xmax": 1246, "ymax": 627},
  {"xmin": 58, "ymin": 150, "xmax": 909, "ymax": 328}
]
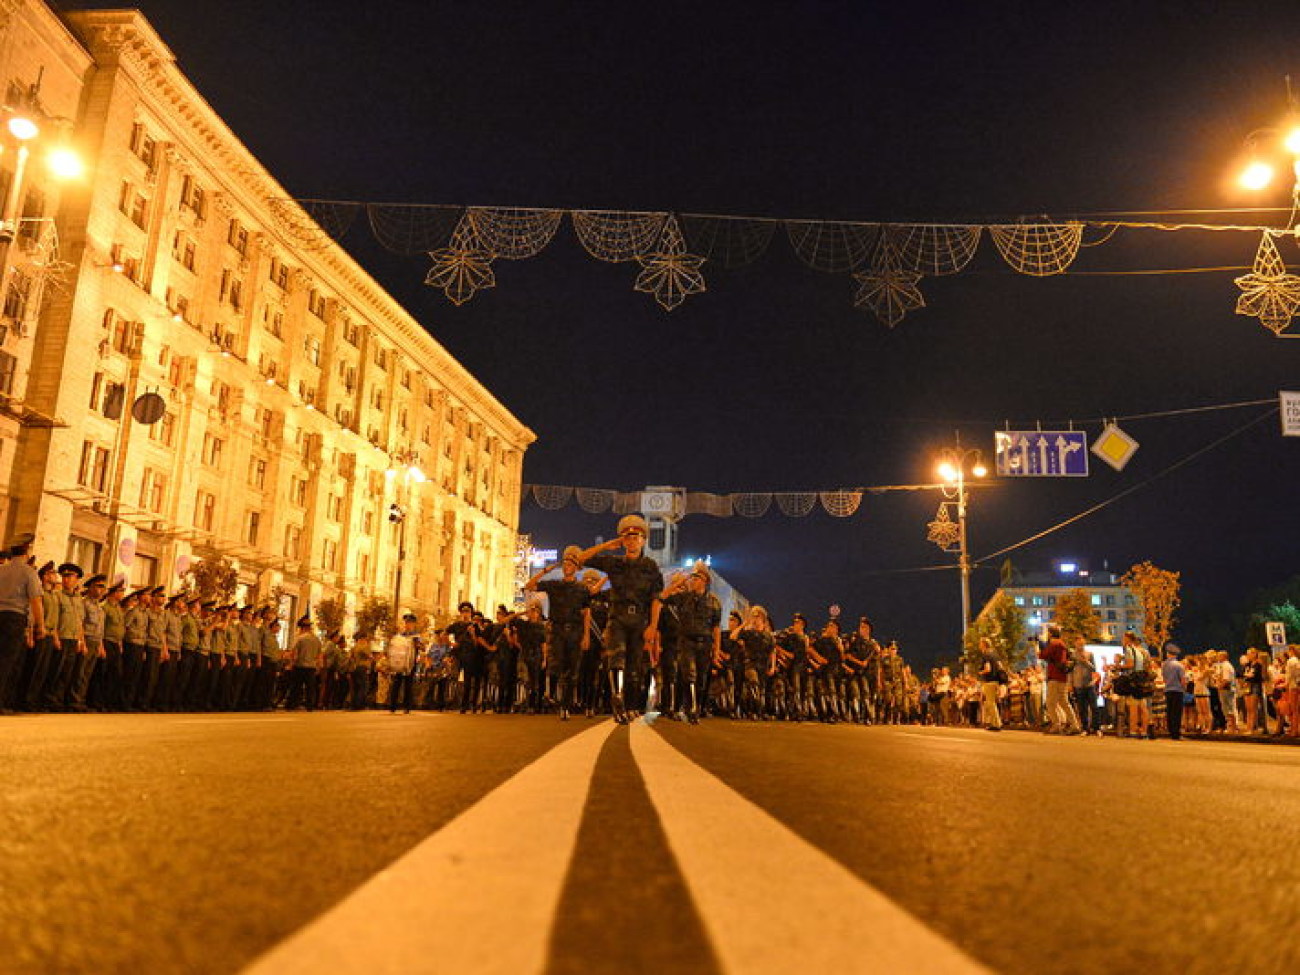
[{"xmin": 995, "ymin": 431, "xmax": 1089, "ymax": 477}]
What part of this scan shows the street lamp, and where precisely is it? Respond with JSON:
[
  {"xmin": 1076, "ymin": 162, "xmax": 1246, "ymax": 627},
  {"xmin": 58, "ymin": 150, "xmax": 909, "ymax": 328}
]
[
  {"xmin": 386, "ymin": 451, "xmax": 426, "ymax": 621},
  {"xmin": 926, "ymin": 440, "xmax": 987, "ymax": 642}
]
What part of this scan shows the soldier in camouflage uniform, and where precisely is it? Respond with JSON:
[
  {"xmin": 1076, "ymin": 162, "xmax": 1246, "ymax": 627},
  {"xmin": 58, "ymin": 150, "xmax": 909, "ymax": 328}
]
[
  {"xmin": 525, "ymin": 546, "xmax": 591, "ymax": 720},
  {"xmin": 845, "ymin": 616, "xmax": 880, "ymax": 724},
  {"xmin": 776, "ymin": 614, "xmax": 811, "ymax": 721},
  {"xmin": 732, "ymin": 605, "xmax": 775, "ymax": 720},
  {"xmin": 576, "ymin": 514, "xmax": 663, "ymax": 724},
  {"xmin": 658, "ymin": 561, "xmax": 721, "ymax": 723},
  {"xmin": 578, "ymin": 569, "xmax": 608, "ymax": 717}
]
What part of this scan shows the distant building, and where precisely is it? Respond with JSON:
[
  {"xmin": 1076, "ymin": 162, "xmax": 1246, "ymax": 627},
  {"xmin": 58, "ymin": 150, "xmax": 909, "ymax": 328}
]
[{"xmin": 977, "ymin": 560, "xmax": 1143, "ymax": 647}]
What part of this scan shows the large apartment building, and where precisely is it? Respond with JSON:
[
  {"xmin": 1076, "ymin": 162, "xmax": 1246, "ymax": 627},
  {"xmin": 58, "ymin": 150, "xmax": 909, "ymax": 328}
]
[{"xmin": 0, "ymin": 2, "xmax": 534, "ymax": 622}]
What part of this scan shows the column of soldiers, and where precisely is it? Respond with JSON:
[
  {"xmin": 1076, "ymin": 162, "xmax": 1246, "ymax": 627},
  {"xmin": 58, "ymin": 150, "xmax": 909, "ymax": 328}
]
[{"xmin": 1, "ymin": 520, "xmax": 921, "ymax": 723}]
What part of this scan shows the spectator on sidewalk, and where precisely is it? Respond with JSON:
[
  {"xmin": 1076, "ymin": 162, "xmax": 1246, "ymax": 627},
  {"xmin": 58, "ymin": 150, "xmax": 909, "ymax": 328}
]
[
  {"xmin": 1161, "ymin": 647, "xmax": 1187, "ymax": 740},
  {"xmin": 1041, "ymin": 626, "xmax": 1080, "ymax": 735}
]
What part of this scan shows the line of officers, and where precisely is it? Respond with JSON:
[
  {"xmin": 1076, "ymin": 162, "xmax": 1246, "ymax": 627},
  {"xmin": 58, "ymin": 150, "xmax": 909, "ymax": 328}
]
[{"xmin": 0, "ymin": 547, "xmax": 331, "ymax": 714}]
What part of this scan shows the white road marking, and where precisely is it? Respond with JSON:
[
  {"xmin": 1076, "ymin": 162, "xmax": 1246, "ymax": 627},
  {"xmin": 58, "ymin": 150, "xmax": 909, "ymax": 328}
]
[
  {"xmin": 629, "ymin": 721, "xmax": 992, "ymax": 974},
  {"xmin": 241, "ymin": 720, "xmax": 617, "ymax": 975}
]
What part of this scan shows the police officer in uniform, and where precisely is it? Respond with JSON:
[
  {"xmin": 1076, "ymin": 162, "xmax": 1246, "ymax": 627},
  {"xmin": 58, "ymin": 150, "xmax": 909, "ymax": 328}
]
[
  {"xmin": 46, "ymin": 564, "xmax": 87, "ymax": 708},
  {"xmin": 139, "ymin": 587, "xmax": 171, "ymax": 709},
  {"xmin": 0, "ymin": 534, "xmax": 44, "ymax": 712},
  {"xmin": 93, "ymin": 580, "xmax": 126, "ymax": 711},
  {"xmin": 70, "ymin": 574, "xmax": 107, "ymax": 711},
  {"xmin": 576, "ymin": 514, "xmax": 664, "ymax": 723}
]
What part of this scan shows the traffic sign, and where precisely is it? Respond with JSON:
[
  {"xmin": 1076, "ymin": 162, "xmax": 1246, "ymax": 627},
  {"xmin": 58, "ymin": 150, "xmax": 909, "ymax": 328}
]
[{"xmin": 995, "ymin": 431, "xmax": 1089, "ymax": 477}]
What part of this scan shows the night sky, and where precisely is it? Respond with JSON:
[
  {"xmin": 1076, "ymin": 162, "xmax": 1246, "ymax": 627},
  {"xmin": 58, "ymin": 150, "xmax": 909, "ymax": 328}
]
[{"xmin": 67, "ymin": 1, "xmax": 1300, "ymax": 662}]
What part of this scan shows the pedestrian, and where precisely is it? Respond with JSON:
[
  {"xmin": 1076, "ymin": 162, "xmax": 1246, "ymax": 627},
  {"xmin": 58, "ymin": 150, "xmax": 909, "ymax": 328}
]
[
  {"xmin": 977, "ymin": 636, "xmax": 1003, "ymax": 731},
  {"xmin": 385, "ymin": 613, "xmax": 418, "ymax": 713},
  {"xmin": 1241, "ymin": 647, "xmax": 1266, "ymax": 734},
  {"xmin": 0, "ymin": 534, "xmax": 44, "ymax": 713},
  {"xmin": 575, "ymin": 515, "xmax": 664, "ymax": 723},
  {"xmin": 1161, "ymin": 646, "xmax": 1187, "ymax": 740},
  {"xmin": 1040, "ymin": 626, "xmax": 1080, "ymax": 735},
  {"xmin": 1069, "ymin": 634, "xmax": 1098, "ymax": 735},
  {"xmin": 1213, "ymin": 650, "xmax": 1239, "ymax": 734},
  {"xmin": 1119, "ymin": 631, "xmax": 1153, "ymax": 739},
  {"xmin": 1285, "ymin": 646, "xmax": 1300, "ymax": 738}
]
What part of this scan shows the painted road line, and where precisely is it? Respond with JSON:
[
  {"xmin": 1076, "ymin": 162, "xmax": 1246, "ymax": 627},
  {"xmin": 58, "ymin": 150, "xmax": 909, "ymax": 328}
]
[
  {"xmin": 629, "ymin": 721, "xmax": 992, "ymax": 975},
  {"xmin": 242, "ymin": 720, "xmax": 617, "ymax": 975}
]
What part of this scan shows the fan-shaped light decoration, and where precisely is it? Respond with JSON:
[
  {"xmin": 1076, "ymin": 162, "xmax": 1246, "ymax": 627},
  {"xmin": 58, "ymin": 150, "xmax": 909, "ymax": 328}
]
[
  {"xmin": 425, "ymin": 216, "xmax": 497, "ymax": 305},
  {"xmin": 576, "ymin": 487, "xmax": 615, "ymax": 514},
  {"xmin": 854, "ymin": 238, "xmax": 925, "ymax": 327},
  {"xmin": 572, "ymin": 211, "xmax": 668, "ymax": 262},
  {"xmin": 368, "ymin": 204, "xmax": 464, "ymax": 255},
  {"xmin": 266, "ymin": 197, "xmax": 355, "ymax": 252},
  {"xmin": 988, "ymin": 222, "xmax": 1084, "ymax": 276},
  {"xmin": 927, "ymin": 503, "xmax": 961, "ymax": 550},
  {"xmin": 685, "ymin": 492, "xmax": 735, "ymax": 517},
  {"xmin": 467, "ymin": 207, "xmax": 564, "ymax": 260},
  {"xmin": 774, "ymin": 492, "xmax": 818, "ymax": 517},
  {"xmin": 732, "ymin": 493, "xmax": 773, "ymax": 518},
  {"xmin": 633, "ymin": 215, "xmax": 707, "ymax": 311},
  {"xmin": 612, "ymin": 492, "xmax": 642, "ymax": 514},
  {"xmin": 1234, "ymin": 233, "xmax": 1300, "ymax": 335},
  {"xmin": 886, "ymin": 224, "xmax": 981, "ymax": 276},
  {"xmin": 531, "ymin": 484, "xmax": 574, "ymax": 510},
  {"xmin": 786, "ymin": 220, "xmax": 878, "ymax": 272},
  {"xmin": 819, "ymin": 490, "xmax": 862, "ymax": 518},
  {"xmin": 680, "ymin": 216, "xmax": 776, "ymax": 270}
]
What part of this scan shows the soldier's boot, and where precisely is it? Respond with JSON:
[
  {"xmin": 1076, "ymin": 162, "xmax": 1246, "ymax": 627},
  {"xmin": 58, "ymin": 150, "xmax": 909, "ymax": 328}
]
[
  {"xmin": 687, "ymin": 684, "xmax": 700, "ymax": 724},
  {"xmin": 609, "ymin": 670, "xmax": 627, "ymax": 724}
]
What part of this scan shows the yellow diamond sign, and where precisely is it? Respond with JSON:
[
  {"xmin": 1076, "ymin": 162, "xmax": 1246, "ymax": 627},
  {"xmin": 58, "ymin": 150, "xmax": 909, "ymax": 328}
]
[{"xmin": 1091, "ymin": 423, "xmax": 1138, "ymax": 471}]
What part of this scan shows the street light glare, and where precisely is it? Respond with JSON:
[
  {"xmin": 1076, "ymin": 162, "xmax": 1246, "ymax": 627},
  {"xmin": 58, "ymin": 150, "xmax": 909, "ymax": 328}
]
[
  {"xmin": 971, "ymin": 462, "xmax": 988, "ymax": 478},
  {"xmin": 409, "ymin": 466, "xmax": 427, "ymax": 483},
  {"xmin": 1285, "ymin": 127, "xmax": 1300, "ymax": 155},
  {"xmin": 46, "ymin": 146, "xmax": 84, "ymax": 179},
  {"xmin": 7, "ymin": 115, "xmax": 38, "ymax": 140},
  {"xmin": 1239, "ymin": 160, "xmax": 1274, "ymax": 190},
  {"xmin": 937, "ymin": 461, "xmax": 957, "ymax": 482}
]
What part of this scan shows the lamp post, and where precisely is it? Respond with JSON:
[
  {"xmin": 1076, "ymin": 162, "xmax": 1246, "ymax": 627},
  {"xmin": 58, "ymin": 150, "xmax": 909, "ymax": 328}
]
[
  {"xmin": 386, "ymin": 452, "xmax": 426, "ymax": 621},
  {"xmin": 926, "ymin": 439, "xmax": 987, "ymax": 642}
]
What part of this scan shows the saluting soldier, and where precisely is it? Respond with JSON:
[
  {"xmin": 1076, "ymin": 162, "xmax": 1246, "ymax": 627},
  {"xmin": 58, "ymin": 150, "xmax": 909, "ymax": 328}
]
[
  {"xmin": 733, "ymin": 605, "xmax": 775, "ymax": 720},
  {"xmin": 70, "ymin": 574, "xmax": 107, "ymax": 711},
  {"xmin": 845, "ymin": 617, "xmax": 880, "ymax": 724},
  {"xmin": 777, "ymin": 614, "xmax": 811, "ymax": 721},
  {"xmin": 524, "ymin": 546, "xmax": 591, "ymax": 720},
  {"xmin": 0, "ymin": 534, "xmax": 44, "ymax": 713},
  {"xmin": 579, "ymin": 569, "xmax": 608, "ymax": 718},
  {"xmin": 660, "ymin": 562, "xmax": 722, "ymax": 724},
  {"xmin": 575, "ymin": 514, "xmax": 664, "ymax": 723}
]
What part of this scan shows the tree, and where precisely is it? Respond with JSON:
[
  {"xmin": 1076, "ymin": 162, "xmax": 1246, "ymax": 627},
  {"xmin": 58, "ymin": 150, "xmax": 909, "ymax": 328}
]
[
  {"xmin": 315, "ymin": 597, "xmax": 348, "ymax": 636},
  {"xmin": 354, "ymin": 596, "xmax": 392, "ymax": 639},
  {"xmin": 962, "ymin": 591, "xmax": 1027, "ymax": 673},
  {"xmin": 1246, "ymin": 602, "xmax": 1300, "ymax": 652},
  {"xmin": 183, "ymin": 556, "xmax": 237, "ymax": 603},
  {"xmin": 1121, "ymin": 561, "xmax": 1180, "ymax": 649},
  {"xmin": 1054, "ymin": 588, "xmax": 1101, "ymax": 643}
]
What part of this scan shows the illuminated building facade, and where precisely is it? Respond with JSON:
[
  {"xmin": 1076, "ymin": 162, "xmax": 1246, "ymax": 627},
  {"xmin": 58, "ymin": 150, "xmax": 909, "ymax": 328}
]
[{"xmin": 1, "ymin": 3, "xmax": 535, "ymax": 622}]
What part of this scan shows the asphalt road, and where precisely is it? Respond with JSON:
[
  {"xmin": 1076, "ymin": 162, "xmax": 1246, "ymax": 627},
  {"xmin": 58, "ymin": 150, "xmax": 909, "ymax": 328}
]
[{"xmin": 2, "ymin": 714, "xmax": 1297, "ymax": 974}]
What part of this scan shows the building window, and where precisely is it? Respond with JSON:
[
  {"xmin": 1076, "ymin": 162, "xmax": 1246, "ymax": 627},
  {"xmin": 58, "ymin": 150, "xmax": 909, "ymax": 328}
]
[
  {"xmin": 289, "ymin": 477, "xmax": 308, "ymax": 507},
  {"xmin": 78, "ymin": 442, "xmax": 111, "ymax": 492},
  {"xmin": 67, "ymin": 536, "xmax": 103, "ymax": 575},
  {"xmin": 195, "ymin": 491, "xmax": 216, "ymax": 532},
  {"xmin": 1104, "ymin": 594, "xmax": 1116, "ymax": 606},
  {"xmin": 139, "ymin": 468, "xmax": 167, "ymax": 513},
  {"xmin": 303, "ymin": 335, "xmax": 321, "ymax": 366},
  {"xmin": 130, "ymin": 554, "xmax": 158, "ymax": 589},
  {"xmin": 1090, "ymin": 594, "xmax": 1102, "ymax": 606},
  {"xmin": 248, "ymin": 457, "xmax": 267, "ymax": 489},
  {"xmin": 1031, "ymin": 596, "xmax": 1043, "ymax": 607},
  {"xmin": 361, "ymin": 508, "xmax": 373, "ymax": 536},
  {"xmin": 201, "ymin": 433, "xmax": 224, "ymax": 468},
  {"xmin": 283, "ymin": 524, "xmax": 302, "ymax": 560},
  {"xmin": 227, "ymin": 218, "xmax": 248, "ymax": 255},
  {"xmin": 358, "ymin": 552, "xmax": 370, "ymax": 580},
  {"xmin": 179, "ymin": 175, "xmax": 206, "ymax": 219},
  {"xmin": 327, "ymin": 494, "xmax": 343, "ymax": 522},
  {"xmin": 342, "ymin": 320, "xmax": 359, "ymax": 347},
  {"xmin": 307, "ymin": 288, "xmax": 326, "ymax": 318},
  {"xmin": 269, "ymin": 257, "xmax": 289, "ymax": 290},
  {"xmin": 0, "ymin": 350, "xmax": 16, "ymax": 395},
  {"xmin": 129, "ymin": 123, "xmax": 157, "ymax": 169},
  {"xmin": 322, "ymin": 538, "xmax": 338, "ymax": 572},
  {"xmin": 147, "ymin": 411, "xmax": 176, "ymax": 447},
  {"xmin": 3, "ymin": 269, "xmax": 32, "ymax": 322},
  {"xmin": 245, "ymin": 511, "xmax": 261, "ymax": 546}
]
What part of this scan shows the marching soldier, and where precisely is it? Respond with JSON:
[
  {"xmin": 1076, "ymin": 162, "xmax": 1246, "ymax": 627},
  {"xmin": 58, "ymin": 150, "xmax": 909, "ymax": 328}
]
[
  {"xmin": 777, "ymin": 614, "xmax": 811, "ymax": 721},
  {"xmin": 524, "ymin": 546, "xmax": 591, "ymax": 720},
  {"xmin": 659, "ymin": 561, "xmax": 721, "ymax": 724},
  {"xmin": 575, "ymin": 514, "xmax": 664, "ymax": 723}
]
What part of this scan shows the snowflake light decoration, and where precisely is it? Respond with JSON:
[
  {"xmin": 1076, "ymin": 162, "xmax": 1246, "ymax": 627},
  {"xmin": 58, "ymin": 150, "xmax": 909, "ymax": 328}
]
[
  {"xmin": 1234, "ymin": 232, "xmax": 1300, "ymax": 335},
  {"xmin": 425, "ymin": 234, "xmax": 496, "ymax": 306},
  {"xmin": 854, "ymin": 239, "xmax": 925, "ymax": 327},
  {"xmin": 634, "ymin": 216, "xmax": 706, "ymax": 311},
  {"xmin": 926, "ymin": 503, "xmax": 961, "ymax": 551}
]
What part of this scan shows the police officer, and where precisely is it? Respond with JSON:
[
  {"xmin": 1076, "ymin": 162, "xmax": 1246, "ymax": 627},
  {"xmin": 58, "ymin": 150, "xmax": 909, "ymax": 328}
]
[
  {"xmin": 70, "ymin": 574, "xmax": 107, "ymax": 710},
  {"xmin": 93, "ymin": 580, "xmax": 126, "ymax": 711},
  {"xmin": 525, "ymin": 546, "xmax": 591, "ymax": 720},
  {"xmin": 0, "ymin": 533, "xmax": 44, "ymax": 712},
  {"xmin": 155, "ymin": 594, "xmax": 185, "ymax": 710},
  {"xmin": 575, "ymin": 514, "xmax": 664, "ymax": 723},
  {"xmin": 46, "ymin": 563, "xmax": 87, "ymax": 708}
]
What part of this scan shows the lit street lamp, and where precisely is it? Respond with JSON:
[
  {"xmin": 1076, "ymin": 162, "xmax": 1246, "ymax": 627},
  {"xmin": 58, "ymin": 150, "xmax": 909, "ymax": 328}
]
[
  {"xmin": 927, "ymin": 440, "xmax": 987, "ymax": 643},
  {"xmin": 386, "ymin": 452, "xmax": 426, "ymax": 621}
]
